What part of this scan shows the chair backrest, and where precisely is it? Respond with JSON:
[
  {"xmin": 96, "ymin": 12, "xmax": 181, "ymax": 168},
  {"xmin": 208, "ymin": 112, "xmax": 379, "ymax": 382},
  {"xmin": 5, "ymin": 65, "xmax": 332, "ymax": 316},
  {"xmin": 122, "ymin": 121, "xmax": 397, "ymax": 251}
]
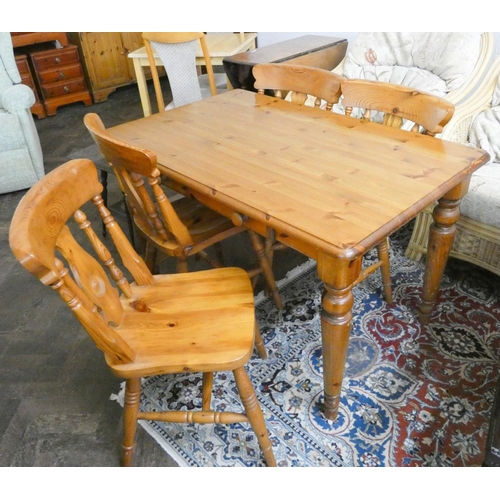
[
  {"xmin": 442, "ymin": 56, "xmax": 500, "ymax": 144},
  {"xmin": 8, "ymin": 158, "xmax": 156, "ymax": 364},
  {"xmin": 142, "ymin": 32, "xmax": 217, "ymax": 112},
  {"xmin": 341, "ymin": 33, "xmax": 494, "ymax": 105},
  {"xmin": 341, "ymin": 79, "xmax": 455, "ymax": 136},
  {"xmin": 253, "ymin": 63, "xmax": 345, "ymax": 111},
  {"xmin": 83, "ymin": 113, "xmax": 193, "ymax": 248}
]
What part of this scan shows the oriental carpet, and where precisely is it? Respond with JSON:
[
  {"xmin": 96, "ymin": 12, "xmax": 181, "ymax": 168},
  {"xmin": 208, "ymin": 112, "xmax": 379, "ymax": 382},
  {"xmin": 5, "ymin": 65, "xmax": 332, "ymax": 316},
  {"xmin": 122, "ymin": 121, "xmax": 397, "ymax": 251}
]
[{"xmin": 113, "ymin": 225, "xmax": 500, "ymax": 467}]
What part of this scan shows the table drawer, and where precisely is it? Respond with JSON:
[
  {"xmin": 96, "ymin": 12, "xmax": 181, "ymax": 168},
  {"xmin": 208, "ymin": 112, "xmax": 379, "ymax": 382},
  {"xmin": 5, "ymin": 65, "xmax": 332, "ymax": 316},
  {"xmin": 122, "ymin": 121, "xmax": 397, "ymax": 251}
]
[
  {"xmin": 31, "ymin": 45, "xmax": 80, "ymax": 72},
  {"xmin": 41, "ymin": 78, "xmax": 87, "ymax": 99},
  {"xmin": 37, "ymin": 64, "xmax": 83, "ymax": 85}
]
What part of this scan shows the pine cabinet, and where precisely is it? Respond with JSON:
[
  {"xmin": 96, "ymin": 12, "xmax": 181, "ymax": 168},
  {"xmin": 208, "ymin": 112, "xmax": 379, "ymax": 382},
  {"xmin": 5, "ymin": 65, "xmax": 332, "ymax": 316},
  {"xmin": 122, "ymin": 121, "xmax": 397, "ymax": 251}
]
[{"xmin": 68, "ymin": 32, "xmax": 147, "ymax": 102}]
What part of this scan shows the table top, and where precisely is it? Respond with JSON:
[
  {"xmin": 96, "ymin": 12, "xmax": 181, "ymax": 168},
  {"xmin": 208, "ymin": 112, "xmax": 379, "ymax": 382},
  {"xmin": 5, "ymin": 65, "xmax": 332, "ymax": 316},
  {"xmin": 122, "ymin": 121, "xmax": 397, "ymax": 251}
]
[
  {"xmin": 128, "ymin": 32, "xmax": 257, "ymax": 60},
  {"xmin": 109, "ymin": 90, "xmax": 489, "ymax": 259},
  {"xmin": 223, "ymin": 35, "xmax": 347, "ymax": 65}
]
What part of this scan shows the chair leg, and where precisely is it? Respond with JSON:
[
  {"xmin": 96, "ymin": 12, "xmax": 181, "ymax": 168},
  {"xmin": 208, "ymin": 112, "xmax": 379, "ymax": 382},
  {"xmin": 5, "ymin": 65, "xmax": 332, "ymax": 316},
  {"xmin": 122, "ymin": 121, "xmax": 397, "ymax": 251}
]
[
  {"xmin": 177, "ymin": 256, "xmax": 189, "ymax": 273},
  {"xmin": 144, "ymin": 241, "xmax": 157, "ymax": 273},
  {"xmin": 202, "ymin": 372, "xmax": 214, "ymax": 411},
  {"xmin": 100, "ymin": 170, "xmax": 108, "ymax": 237},
  {"xmin": 122, "ymin": 195, "xmax": 136, "ymax": 249},
  {"xmin": 232, "ymin": 366, "xmax": 276, "ymax": 467},
  {"xmin": 247, "ymin": 230, "xmax": 283, "ymax": 310},
  {"xmin": 254, "ymin": 323, "xmax": 267, "ymax": 359},
  {"xmin": 121, "ymin": 377, "xmax": 141, "ymax": 467},
  {"xmin": 214, "ymin": 242, "xmax": 225, "ymax": 266},
  {"xmin": 376, "ymin": 238, "xmax": 393, "ymax": 304}
]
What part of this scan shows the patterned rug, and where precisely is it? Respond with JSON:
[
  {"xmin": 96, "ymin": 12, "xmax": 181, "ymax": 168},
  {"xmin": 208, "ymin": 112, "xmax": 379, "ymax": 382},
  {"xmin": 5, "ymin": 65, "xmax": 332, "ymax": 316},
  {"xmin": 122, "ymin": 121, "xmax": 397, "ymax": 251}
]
[{"xmin": 113, "ymin": 225, "xmax": 500, "ymax": 467}]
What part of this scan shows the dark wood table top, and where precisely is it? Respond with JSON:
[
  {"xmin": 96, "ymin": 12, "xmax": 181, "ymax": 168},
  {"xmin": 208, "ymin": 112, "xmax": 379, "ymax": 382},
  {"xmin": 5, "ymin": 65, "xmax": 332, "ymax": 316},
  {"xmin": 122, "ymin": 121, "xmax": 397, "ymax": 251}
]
[{"xmin": 223, "ymin": 35, "xmax": 348, "ymax": 91}]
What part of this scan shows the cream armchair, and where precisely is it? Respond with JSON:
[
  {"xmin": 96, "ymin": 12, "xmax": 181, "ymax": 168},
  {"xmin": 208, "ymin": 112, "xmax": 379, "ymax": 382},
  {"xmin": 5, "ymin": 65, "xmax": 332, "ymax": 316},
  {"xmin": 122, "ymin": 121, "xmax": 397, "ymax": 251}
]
[
  {"xmin": 405, "ymin": 56, "xmax": 500, "ymax": 276},
  {"xmin": 0, "ymin": 32, "xmax": 44, "ymax": 194}
]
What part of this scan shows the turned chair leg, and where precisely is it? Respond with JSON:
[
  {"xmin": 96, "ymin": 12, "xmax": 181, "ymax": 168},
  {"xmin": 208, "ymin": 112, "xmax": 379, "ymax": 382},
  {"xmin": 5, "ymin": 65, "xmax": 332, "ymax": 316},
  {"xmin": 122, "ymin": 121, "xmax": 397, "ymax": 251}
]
[
  {"xmin": 233, "ymin": 366, "xmax": 276, "ymax": 467},
  {"xmin": 254, "ymin": 323, "xmax": 267, "ymax": 359},
  {"xmin": 202, "ymin": 372, "xmax": 214, "ymax": 411},
  {"xmin": 247, "ymin": 230, "xmax": 283, "ymax": 310},
  {"xmin": 376, "ymin": 238, "xmax": 393, "ymax": 304},
  {"xmin": 121, "ymin": 377, "xmax": 141, "ymax": 467},
  {"xmin": 100, "ymin": 170, "xmax": 108, "ymax": 237}
]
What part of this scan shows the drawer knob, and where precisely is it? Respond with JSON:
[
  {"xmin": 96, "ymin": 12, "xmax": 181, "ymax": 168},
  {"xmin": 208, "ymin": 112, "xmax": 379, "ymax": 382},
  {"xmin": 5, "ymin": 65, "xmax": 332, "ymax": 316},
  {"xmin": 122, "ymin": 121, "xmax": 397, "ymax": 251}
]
[
  {"xmin": 55, "ymin": 57, "xmax": 61, "ymax": 64},
  {"xmin": 59, "ymin": 72, "xmax": 65, "ymax": 79},
  {"xmin": 63, "ymin": 86, "xmax": 70, "ymax": 93}
]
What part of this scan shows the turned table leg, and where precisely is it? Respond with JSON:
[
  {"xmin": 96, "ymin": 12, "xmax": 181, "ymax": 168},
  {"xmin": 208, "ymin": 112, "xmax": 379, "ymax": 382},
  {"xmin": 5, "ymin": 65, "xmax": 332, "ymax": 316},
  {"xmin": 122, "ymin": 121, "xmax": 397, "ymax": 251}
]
[
  {"xmin": 418, "ymin": 179, "xmax": 470, "ymax": 325},
  {"xmin": 317, "ymin": 253, "xmax": 361, "ymax": 420}
]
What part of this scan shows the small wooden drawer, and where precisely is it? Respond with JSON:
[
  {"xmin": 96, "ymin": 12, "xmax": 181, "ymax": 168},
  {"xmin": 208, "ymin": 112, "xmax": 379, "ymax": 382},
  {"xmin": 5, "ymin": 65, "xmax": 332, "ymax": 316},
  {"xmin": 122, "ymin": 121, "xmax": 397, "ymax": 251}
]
[
  {"xmin": 30, "ymin": 45, "xmax": 80, "ymax": 72},
  {"xmin": 37, "ymin": 64, "xmax": 83, "ymax": 85},
  {"xmin": 41, "ymin": 78, "xmax": 87, "ymax": 99}
]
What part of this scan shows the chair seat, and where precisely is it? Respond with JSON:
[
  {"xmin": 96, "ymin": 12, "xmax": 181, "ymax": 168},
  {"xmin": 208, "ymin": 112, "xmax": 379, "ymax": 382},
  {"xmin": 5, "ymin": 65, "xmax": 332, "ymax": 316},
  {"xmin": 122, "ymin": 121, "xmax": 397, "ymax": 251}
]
[{"xmin": 108, "ymin": 268, "xmax": 256, "ymax": 378}]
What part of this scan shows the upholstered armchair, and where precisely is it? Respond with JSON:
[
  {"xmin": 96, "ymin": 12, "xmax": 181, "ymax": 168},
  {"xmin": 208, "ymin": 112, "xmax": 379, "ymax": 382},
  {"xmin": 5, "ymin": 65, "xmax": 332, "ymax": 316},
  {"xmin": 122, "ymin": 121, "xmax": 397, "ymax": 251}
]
[
  {"xmin": 405, "ymin": 56, "xmax": 500, "ymax": 276},
  {"xmin": 0, "ymin": 32, "xmax": 44, "ymax": 194}
]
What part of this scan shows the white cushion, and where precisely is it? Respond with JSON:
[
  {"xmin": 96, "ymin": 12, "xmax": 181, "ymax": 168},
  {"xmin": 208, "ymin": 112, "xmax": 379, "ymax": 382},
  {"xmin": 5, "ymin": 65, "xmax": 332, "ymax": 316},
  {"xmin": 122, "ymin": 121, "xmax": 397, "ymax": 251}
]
[
  {"xmin": 343, "ymin": 33, "xmax": 483, "ymax": 96},
  {"xmin": 461, "ymin": 161, "xmax": 500, "ymax": 229},
  {"xmin": 465, "ymin": 76, "xmax": 500, "ymax": 230}
]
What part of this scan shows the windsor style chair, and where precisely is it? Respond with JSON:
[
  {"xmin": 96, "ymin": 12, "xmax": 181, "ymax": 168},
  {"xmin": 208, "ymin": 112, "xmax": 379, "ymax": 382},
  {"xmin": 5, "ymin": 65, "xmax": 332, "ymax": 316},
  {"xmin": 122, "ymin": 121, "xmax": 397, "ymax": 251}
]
[
  {"xmin": 8, "ymin": 158, "xmax": 276, "ymax": 467},
  {"xmin": 84, "ymin": 112, "xmax": 282, "ymax": 357}
]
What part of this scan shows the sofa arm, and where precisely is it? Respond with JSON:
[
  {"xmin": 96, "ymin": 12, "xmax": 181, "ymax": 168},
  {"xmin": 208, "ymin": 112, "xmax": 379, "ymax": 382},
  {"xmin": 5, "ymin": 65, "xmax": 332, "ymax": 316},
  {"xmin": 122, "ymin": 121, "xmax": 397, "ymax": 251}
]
[{"xmin": 1, "ymin": 84, "xmax": 35, "ymax": 113}]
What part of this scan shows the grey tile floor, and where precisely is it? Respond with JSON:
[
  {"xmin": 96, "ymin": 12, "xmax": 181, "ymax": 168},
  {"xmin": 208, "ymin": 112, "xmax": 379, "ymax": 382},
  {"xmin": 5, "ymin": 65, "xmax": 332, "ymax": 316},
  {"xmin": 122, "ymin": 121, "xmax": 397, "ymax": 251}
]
[{"xmin": 0, "ymin": 79, "xmax": 306, "ymax": 466}]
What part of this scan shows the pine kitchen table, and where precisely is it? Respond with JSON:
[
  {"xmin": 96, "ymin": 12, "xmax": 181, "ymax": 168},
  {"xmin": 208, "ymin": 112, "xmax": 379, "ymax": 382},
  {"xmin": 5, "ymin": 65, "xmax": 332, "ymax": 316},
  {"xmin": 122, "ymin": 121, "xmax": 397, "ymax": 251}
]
[{"xmin": 108, "ymin": 89, "xmax": 490, "ymax": 421}]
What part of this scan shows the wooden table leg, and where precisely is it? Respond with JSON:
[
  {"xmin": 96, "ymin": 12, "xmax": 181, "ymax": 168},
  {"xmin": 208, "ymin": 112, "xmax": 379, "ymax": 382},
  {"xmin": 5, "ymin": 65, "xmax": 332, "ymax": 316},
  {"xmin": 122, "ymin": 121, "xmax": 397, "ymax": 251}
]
[
  {"xmin": 418, "ymin": 179, "xmax": 471, "ymax": 325},
  {"xmin": 132, "ymin": 58, "xmax": 152, "ymax": 117},
  {"xmin": 317, "ymin": 253, "xmax": 361, "ymax": 420}
]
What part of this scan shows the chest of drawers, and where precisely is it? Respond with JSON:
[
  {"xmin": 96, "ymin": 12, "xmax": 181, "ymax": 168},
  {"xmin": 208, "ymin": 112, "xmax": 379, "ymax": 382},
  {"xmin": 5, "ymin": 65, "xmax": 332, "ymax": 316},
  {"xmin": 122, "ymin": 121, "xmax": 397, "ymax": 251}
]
[{"xmin": 30, "ymin": 44, "xmax": 92, "ymax": 116}]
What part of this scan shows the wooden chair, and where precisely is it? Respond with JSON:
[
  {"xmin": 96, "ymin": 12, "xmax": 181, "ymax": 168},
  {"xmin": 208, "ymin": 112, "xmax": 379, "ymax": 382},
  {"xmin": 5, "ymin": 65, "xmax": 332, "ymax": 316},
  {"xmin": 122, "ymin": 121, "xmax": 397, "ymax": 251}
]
[
  {"xmin": 252, "ymin": 63, "xmax": 346, "ymax": 267},
  {"xmin": 341, "ymin": 78, "xmax": 455, "ymax": 302},
  {"xmin": 253, "ymin": 63, "xmax": 345, "ymax": 110},
  {"xmin": 142, "ymin": 32, "xmax": 218, "ymax": 112},
  {"xmin": 84, "ymin": 113, "xmax": 281, "ymax": 358},
  {"xmin": 8, "ymin": 158, "xmax": 276, "ymax": 467}
]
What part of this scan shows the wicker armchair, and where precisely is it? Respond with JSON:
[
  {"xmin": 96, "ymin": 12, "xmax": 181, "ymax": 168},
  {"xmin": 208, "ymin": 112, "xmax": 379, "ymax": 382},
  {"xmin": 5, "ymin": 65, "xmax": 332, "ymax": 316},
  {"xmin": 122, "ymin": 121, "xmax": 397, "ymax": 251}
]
[
  {"xmin": 405, "ymin": 56, "xmax": 500, "ymax": 276},
  {"xmin": 331, "ymin": 33, "xmax": 494, "ymax": 124}
]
